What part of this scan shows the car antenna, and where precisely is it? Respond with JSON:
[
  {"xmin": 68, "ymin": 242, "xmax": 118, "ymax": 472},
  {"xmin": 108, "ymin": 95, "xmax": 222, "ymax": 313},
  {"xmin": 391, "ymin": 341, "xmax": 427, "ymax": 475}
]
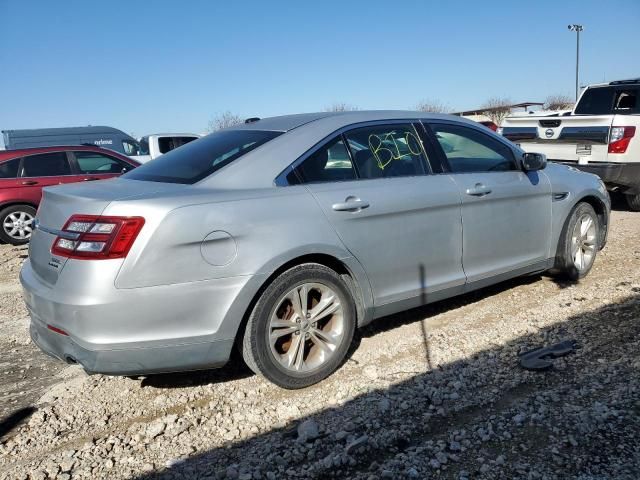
[{"xmin": 244, "ymin": 117, "xmax": 260, "ymax": 124}]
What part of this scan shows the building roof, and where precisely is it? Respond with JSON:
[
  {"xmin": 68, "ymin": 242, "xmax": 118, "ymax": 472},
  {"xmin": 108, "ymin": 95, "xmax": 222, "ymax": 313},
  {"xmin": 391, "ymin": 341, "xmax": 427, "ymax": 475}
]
[{"xmin": 453, "ymin": 102, "xmax": 544, "ymax": 116}]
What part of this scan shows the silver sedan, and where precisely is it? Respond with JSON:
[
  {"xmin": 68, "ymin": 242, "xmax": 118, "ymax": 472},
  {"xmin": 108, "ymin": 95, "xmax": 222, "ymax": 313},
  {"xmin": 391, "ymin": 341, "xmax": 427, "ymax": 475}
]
[{"xmin": 21, "ymin": 111, "xmax": 610, "ymax": 388}]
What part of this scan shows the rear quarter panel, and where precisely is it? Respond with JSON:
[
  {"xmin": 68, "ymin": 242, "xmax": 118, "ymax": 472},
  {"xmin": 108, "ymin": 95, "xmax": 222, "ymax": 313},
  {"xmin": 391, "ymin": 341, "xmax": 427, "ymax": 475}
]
[{"xmin": 110, "ymin": 186, "xmax": 364, "ymax": 288}]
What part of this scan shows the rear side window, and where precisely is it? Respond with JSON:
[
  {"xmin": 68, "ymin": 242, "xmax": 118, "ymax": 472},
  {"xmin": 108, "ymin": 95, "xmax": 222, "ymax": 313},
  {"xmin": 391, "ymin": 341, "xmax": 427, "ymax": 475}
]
[
  {"xmin": 124, "ymin": 130, "xmax": 282, "ymax": 184},
  {"xmin": 344, "ymin": 124, "xmax": 428, "ymax": 179},
  {"xmin": 574, "ymin": 87, "xmax": 615, "ymax": 115},
  {"xmin": 74, "ymin": 151, "xmax": 133, "ymax": 174},
  {"xmin": 0, "ymin": 158, "xmax": 20, "ymax": 178},
  {"xmin": 290, "ymin": 137, "xmax": 356, "ymax": 184},
  {"xmin": 22, "ymin": 152, "xmax": 71, "ymax": 177},
  {"xmin": 613, "ymin": 89, "xmax": 638, "ymax": 113},
  {"xmin": 431, "ymin": 124, "xmax": 516, "ymax": 173},
  {"xmin": 158, "ymin": 136, "xmax": 198, "ymax": 154}
]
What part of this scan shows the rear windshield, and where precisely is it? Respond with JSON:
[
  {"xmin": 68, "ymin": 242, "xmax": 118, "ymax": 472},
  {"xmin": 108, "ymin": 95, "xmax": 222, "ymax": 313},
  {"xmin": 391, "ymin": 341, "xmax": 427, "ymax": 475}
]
[
  {"xmin": 124, "ymin": 130, "xmax": 282, "ymax": 184},
  {"xmin": 574, "ymin": 87, "xmax": 615, "ymax": 115}
]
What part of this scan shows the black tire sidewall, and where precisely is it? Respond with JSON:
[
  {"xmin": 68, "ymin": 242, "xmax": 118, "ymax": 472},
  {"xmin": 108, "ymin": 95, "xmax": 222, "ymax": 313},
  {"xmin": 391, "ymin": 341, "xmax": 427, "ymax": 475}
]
[
  {"xmin": 245, "ymin": 264, "xmax": 356, "ymax": 389},
  {"xmin": 626, "ymin": 194, "xmax": 640, "ymax": 212},
  {"xmin": 0, "ymin": 205, "xmax": 36, "ymax": 245},
  {"xmin": 559, "ymin": 202, "xmax": 598, "ymax": 280}
]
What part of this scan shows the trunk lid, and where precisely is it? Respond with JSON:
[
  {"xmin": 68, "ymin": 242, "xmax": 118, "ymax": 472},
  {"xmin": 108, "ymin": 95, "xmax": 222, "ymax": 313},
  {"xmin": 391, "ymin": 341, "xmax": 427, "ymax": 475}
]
[
  {"xmin": 501, "ymin": 115, "xmax": 613, "ymax": 163},
  {"xmin": 29, "ymin": 178, "xmax": 184, "ymax": 285}
]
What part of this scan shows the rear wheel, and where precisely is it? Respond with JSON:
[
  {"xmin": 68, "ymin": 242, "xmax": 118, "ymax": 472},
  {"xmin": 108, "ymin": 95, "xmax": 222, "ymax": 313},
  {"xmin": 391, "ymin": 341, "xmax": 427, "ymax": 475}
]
[
  {"xmin": 0, "ymin": 205, "xmax": 36, "ymax": 245},
  {"xmin": 240, "ymin": 263, "xmax": 356, "ymax": 389},
  {"xmin": 626, "ymin": 193, "xmax": 640, "ymax": 211},
  {"xmin": 554, "ymin": 202, "xmax": 599, "ymax": 280}
]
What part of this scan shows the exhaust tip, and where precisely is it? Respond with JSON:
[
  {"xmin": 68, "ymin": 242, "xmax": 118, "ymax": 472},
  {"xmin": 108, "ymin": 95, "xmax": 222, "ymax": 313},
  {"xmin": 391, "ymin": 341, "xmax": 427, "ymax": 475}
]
[{"xmin": 64, "ymin": 355, "xmax": 77, "ymax": 365}]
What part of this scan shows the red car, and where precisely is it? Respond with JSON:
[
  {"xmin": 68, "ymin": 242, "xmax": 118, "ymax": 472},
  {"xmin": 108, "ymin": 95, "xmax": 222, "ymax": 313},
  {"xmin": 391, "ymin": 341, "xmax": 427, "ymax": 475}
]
[{"xmin": 0, "ymin": 145, "xmax": 138, "ymax": 245}]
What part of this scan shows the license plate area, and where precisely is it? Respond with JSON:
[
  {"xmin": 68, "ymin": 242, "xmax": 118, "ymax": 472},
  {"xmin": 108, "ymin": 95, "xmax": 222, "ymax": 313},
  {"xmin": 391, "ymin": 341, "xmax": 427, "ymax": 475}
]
[{"xmin": 576, "ymin": 144, "xmax": 591, "ymax": 155}]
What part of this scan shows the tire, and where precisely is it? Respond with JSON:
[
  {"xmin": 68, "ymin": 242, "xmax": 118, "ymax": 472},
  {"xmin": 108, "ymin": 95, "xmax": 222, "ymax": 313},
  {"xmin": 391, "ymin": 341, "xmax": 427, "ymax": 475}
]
[
  {"xmin": 240, "ymin": 263, "xmax": 356, "ymax": 389},
  {"xmin": 554, "ymin": 202, "xmax": 599, "ymax": 281},
  {"xmin": 626, "ymin": 193, "xmax": 640, "ymax": 211},
  {"xmin": 0, "ymin": 205, "xmax": 36, "ymax": 245}
]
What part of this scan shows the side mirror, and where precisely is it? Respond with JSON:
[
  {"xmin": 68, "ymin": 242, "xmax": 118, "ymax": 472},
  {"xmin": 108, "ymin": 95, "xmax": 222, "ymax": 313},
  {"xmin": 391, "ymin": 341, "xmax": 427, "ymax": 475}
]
[{"xmin": 522, "ymin": 152, "xmax": 547, "ymax": 171}]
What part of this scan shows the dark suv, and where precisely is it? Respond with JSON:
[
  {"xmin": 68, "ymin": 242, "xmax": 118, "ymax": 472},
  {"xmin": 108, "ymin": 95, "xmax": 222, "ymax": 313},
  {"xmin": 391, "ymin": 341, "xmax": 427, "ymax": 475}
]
[{"xmin": 0, "ymin": 145, "xmax": 138, "ymax": 245}]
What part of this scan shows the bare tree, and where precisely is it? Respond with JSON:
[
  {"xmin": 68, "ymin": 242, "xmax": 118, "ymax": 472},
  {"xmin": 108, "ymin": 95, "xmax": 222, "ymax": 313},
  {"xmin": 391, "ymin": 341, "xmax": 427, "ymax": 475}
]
[
  {"xmin": 324, "ymin": 103, "xmax": 359, "ymax": 112},
  {"xmin": 544, "ymin": 94, "xmax": 574, "ymax": 111},
  {"xmin": 415, "ymin": 99, "xmax": 450, "ymax": 113},
  {"xmin": 208, "ymin": 111, "xmax": 243, "ymax": 132},
  {"xmin": 481, "ymin": 97, "xmax": 512, "ymax": 126}
]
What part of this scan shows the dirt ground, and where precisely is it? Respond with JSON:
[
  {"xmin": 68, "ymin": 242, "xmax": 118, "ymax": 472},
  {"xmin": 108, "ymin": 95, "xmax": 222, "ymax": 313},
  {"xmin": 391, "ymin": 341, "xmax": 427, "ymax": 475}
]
[{"xmin": 0, "ymin": 206, "xmax": 638, "ymax": 479}]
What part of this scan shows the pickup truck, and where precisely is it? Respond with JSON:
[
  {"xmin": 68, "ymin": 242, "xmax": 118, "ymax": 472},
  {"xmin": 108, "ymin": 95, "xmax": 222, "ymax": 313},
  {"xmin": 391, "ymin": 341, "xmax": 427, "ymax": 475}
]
[
  {"xmin": 500, "ymin": 79, "xmax": 640, "ymax": 210},
  {"xmin": 138, "ymin": 133, "xmax": 200, "ymax": 163}
]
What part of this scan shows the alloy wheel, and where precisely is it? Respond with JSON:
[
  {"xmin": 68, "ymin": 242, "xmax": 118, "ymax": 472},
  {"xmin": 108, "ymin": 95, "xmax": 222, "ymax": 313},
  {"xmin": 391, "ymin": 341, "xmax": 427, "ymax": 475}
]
[
  {"xmin": 571, "ymin": 213, "xmax": 597, "ymax": 271},
  {"xmin": 268, "ymin": 282, "xmax": 345, "ymax": 373},
  {"xmin": 2, "ymin": 211, "xmax": 34, "ymax": 241}
]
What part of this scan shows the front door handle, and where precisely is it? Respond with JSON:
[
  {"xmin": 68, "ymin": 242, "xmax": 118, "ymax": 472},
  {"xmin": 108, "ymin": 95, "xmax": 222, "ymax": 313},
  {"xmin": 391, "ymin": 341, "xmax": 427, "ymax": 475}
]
[
  {"xmin": 21, "ymin": 180, "xmax": 38, "ymax": 186},
  {"xmin": 83, "ymin": 177, "xmax": 99, "ymax": 181},
  {"xmin": 332, "ymin": 197, "xmax": 370, "ymax": 212},
  {"xmin": 465, "ymin": 183, "xmax": 492, "ymax": 197}
]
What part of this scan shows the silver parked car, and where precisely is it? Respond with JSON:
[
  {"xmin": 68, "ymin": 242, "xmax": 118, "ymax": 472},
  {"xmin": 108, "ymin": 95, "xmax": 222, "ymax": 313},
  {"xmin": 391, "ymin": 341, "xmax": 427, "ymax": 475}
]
[{"xmin": 21, "ymin": 112, "xmax": 610, "ymax": 388}]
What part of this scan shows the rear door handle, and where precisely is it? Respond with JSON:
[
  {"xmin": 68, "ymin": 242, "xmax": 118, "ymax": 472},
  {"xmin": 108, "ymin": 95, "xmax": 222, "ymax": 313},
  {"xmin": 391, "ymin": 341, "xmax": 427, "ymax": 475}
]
[
  {"xmin": 332, "ymin": 197, "xmax": 370, "ymax": 212},
  {"xmin": 465, "ymin": 183, "xmax": 492, "ymax": 197},
  {"xmin": 21, "ymin": 180, "xmax": 38, "ymax": 186},
  {"xmin": 83, "ymin": 177, "xmax": 99, "ymax": 181}
]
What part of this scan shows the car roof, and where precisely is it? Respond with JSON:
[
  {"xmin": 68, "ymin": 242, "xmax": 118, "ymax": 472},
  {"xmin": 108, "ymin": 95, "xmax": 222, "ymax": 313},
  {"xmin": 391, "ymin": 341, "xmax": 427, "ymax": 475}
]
[
  {"xmin": 0, "ymin": 145, "xmax": 137, "ymax": 163},
  {"xmin": 235, "ymin": 110, "xmax": 460, "ymax": 132},
  {"xmin": 202, "ymin": 111, "xmax": 485, "ymax": 190},
  {"xmin": 1, "ymin": 126, "xmax": 127, "ymax": 136}
]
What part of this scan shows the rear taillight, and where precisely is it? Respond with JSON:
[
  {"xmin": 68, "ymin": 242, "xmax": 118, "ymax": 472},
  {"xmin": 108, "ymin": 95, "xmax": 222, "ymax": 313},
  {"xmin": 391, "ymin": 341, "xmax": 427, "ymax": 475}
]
[
  {"xmin": 609, "ymin": 126, "xmax": 635, "ymax": 154},
  {"xmin": 51, "ymin": 215, "xmax": 145, "ymax": 259}
]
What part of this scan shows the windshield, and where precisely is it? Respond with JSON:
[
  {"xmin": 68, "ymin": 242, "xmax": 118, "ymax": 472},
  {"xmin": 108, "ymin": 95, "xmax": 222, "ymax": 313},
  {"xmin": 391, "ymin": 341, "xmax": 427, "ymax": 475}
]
[{"xmin": 124, "ymin": 129, "xmax": 282, "ymax": 184}]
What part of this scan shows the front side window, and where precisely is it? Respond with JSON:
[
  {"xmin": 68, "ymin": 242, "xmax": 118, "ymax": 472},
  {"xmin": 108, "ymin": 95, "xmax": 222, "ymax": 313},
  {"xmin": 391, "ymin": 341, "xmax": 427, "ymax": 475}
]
[
  {"xmin": 125, "ymin": 130, "xmax": 282, "ymax": 184},
  {"xmin": 22, "ymin": 152, "xmax": 71, "ymax": 177},
  {"xmin": 74, "ymin": 152, "xmax": 132, "ymax": 174},
  {"xmin": 431, "ymin": 124, "xmax": 516, "ymax": 173},
  {"xmin": 0, "ymin": 158, "xmax": 20, "ymax": 178},
  {"xmin": 290, "ymin": 137, "xmax": 356, "ymax": 184},
  {"xmin": 122, "ymin": 140, "xmax": 141, "ymax": 156},
  {"xmin": 344, "ymin": 124, "xmax": 428, "ymax": 179}
]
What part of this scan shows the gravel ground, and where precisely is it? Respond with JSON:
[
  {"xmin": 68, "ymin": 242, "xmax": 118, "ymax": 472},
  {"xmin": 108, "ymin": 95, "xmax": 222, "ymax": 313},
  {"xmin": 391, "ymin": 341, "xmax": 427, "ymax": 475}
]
[{"xmin": 0, "ymin": 208, "xmax": 638, "ymax": 480}]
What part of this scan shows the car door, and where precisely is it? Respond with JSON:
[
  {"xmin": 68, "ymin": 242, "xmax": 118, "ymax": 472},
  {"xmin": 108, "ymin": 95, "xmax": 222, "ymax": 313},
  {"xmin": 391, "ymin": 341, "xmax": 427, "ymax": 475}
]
[
  {"xmin": 0, "ymin": 157, "xmax": 23, "ymax": 201},
  {"xmin": 287, "ymin": 122, "xmax": 465, "ymax": 313},
  {"xmin": 426, "ymin": 122, "xmax": 552, "ymax": 287},
  {"xmin": 19, "ymin": 152, "xmax": 78, "ymax": 204},
  {"xmin": 70, "ymin": 150, "xmax": 135, "ymax": 181}
]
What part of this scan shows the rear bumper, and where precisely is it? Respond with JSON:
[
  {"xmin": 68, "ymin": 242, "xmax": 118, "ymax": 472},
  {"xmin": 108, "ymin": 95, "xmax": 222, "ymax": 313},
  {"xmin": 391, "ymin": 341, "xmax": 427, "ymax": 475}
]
[
  {"xmin": 20, "ymin": 259, "xmax": 245, "ymax": 375},
  {"xmin": 29, "ymin": 318, "xmax": 233, "ymax": 375},
  {"xmin": 551, "ymin": 160, "xmax": 640, "ymax": 194}
]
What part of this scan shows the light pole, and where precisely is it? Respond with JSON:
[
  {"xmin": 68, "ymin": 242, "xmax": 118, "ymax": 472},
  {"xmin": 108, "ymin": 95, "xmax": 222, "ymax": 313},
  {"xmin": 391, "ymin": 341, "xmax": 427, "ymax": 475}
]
[{"xmin": 568, "ymin": 24, "xmax": 584, "ymax": 101}]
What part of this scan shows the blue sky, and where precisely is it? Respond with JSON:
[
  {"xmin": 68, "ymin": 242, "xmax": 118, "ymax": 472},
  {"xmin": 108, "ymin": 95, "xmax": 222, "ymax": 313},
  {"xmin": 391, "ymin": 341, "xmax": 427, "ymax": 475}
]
[{"xmin": 1, "ymin": 0, "xmax": 638, "ymax": 145}]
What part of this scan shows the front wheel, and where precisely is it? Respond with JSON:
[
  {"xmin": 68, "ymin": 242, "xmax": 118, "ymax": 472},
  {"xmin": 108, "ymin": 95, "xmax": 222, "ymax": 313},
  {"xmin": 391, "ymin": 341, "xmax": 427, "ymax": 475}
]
[
  {"xmin": 626, "ymin": 193, "xmax": 640, "ymax": 211},
  {"xmin": 0, "ymin": 205, "xmax": 36, "ymax": 245},
  {"xmin": 555, "ymin": 202, "xmax": 599, "ymax": 280},
  {"xmin": 240, "ymin": 263, "xmax": 356, "ymax": 389}
]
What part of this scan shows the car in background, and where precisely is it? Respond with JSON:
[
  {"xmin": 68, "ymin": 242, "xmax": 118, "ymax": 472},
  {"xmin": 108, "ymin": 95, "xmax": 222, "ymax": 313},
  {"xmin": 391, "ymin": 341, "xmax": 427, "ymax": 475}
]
[
  {"xmin": 22, "ymin": 111, "xmax": 609, "ymax": 389},
  {"xmin": 479, "ymin": 120, "xmax": 498, "ymax": 131},
  {"xmin": 2, "ymin": 126, "xmax": 149, "ymax": 163},
  {"xmin": 0, "ymin": 145, "xmax": 138, "ymax": 245},
  {"xmin": 500, "ymin": 78, "xmax": 640, "ymax": 210},
  {"xmin": 138, "ymin": 134, "xmax": 200, "ymax": 162}
]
